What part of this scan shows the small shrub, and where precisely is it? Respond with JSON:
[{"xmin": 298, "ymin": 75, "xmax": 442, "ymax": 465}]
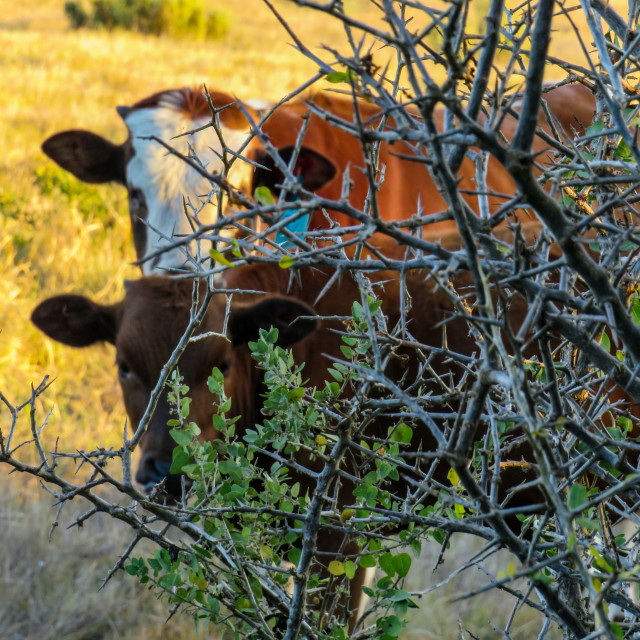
[
  {"xmin": 64, "ymin": 0, "xmax": 90, "ymax": 28},
  {"xmin": 64, "ymin": 0, "xmax": 231, "ymax": 40}
]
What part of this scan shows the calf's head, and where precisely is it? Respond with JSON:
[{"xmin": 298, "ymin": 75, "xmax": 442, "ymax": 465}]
[{"xmin": 31, "ymin": 277, "xmax": 318, "ymax": 496}]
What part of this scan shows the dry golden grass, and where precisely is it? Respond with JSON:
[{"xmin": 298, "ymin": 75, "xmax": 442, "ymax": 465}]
[
  {"xmin": 0, "ymin": 474, "xmax": 208, "ymax": 640},
  {"xmin": 0, "ymin": 0, "xmax": 624, "ymax": 638}
]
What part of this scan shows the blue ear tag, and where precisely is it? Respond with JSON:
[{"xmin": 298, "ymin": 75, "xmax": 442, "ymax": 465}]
[{"xmin": 275, "ymin": 175, "xmax": 310, "ymax": 247}]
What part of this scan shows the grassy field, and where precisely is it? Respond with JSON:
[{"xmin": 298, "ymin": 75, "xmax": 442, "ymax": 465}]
[{"xmin": 0, "ymin": 0, "xmax": 621, "ymax": 637}]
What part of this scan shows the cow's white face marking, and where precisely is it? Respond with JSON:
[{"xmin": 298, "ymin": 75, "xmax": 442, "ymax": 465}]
[{"xmin": 123, "ymin": 93, "xmax": 251, "ymax": 274}]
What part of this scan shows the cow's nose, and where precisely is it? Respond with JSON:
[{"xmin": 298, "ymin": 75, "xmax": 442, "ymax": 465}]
[{"xmin": 136, "ymin": 456, "xmax": 173, "ymax": 492}]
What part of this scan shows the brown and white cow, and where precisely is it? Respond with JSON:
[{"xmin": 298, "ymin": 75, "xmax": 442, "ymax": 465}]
[
  {"xmin": 42, "ymin": 90, "xmax": 258, "ymax": 273},
  {"xmin": 41, "ymin": 84, "xmax": 595, "ymax": 272}
]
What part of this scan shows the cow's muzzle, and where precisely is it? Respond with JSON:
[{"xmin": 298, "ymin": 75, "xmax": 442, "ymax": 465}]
[{"xmin": 135, "ymin": 456, "xmax": 187, "ymax": 498}]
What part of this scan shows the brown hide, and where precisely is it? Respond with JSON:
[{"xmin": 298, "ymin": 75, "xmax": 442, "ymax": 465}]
[{"xmin": 252, "ymin": 84, "xmax": 595, "ymax": 235}]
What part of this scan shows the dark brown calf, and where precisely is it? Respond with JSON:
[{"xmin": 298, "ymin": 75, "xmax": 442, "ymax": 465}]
[{"xmin": 32, "ymin": 223, "xmax": 559, "ymax": 628}]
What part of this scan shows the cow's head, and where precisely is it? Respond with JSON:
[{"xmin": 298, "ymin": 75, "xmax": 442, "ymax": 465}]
[
  {"xmin": 42, "ymin": 88, "xmax": 256, "ymax": 274},
  {"xmin": 31, "ymin": 276, "xmax": 319, "ymax": 497}
]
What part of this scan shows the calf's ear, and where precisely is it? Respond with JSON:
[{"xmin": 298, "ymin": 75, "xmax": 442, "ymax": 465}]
[
  {"xmin": 31, "ymin": 295, "xmax": 118, "ymax": 347},
  {"xmin": 229, "ymin": 297, "xmax": 318, "ymax": 348},
  {"xmin": 42, "ymin": 130, "xmax": 126, "ymax": 185}
]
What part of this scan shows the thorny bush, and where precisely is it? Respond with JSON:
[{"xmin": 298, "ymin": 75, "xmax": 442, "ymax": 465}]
[{"xmin": 7, "ymin": 1, "xmax": 640, "ymax": 640}]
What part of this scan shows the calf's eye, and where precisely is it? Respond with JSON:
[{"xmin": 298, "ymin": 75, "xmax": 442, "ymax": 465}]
[{"xmin": 117, "ymin": 360, "xmax": 132, "ymax": 381}]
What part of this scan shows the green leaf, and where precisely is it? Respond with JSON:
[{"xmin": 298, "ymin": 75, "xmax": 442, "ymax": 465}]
[
  {"xmin": 279, "ymin": 500, "xmax": 294, "ymax": 513},
  {"xmin": 599, "ymin": 331, "xmax": 611, "ymax": 352},
  {"xmin": 429, "ymin": 528, "xmax": 445, "ymax": 544},
  {"xmin": 368, "ymin": 298, "xmax": 383, "ymax": 314},
  {"xmin": 231, "ymin": 237, "xmax": 242, "ymax": 258},
  {"xmin": 235, "ymin": 597, "xmax": 254, "ymax": 613},
  {"xmin": 377, "ymin": 462, "xmax": 393, "ymax": 479},
  {"xmin": 497, "ymin": 420, "xmax": 514, "ymax": 435},
  {"xmin": 589, "ymin": 241, "xmax": 601, "ymax": 253},
  {"xmin": 287, "ymin": 387, "xmax": 305, "ymax": 401},
  {"xmin": 179, "ymin": 397, "xmax": 191, "ymax": 418},
  {"xmin": 392, "ymin": 553, "xmax": 412, "ymax": 578},
  {"xmin": 287, "ymin": 547, "xmax": 301, "ymax": 565},
  {"xmin": 390, "ymin": 422, "xmax": 413, "ymax": 444},
  {"xmin": 340, "ymin": 345, "xmax": 354, "ymax": 359},
  {"xmin": 614, "ymin": 138, "xmax": 632, "ymax": 160},
  {"xmin": 279, "ymin": 254, "xmax": 295, "ymax": 269},
  {"xmin": 359, "ymin": 555, "xmax": 376, "ymax": 568},
  {"xmin": 618, "ymin": 416, "xmax": 633, "ymax": 433},
  {"xmin": 328, "ymin": 560, "xmax": 345, "ymax": 576},
  {"xmin": 376, "ymin": 615, "xmax": 402, "ymax": 638},
  {"xmin": 576, "ymin": 517, "xmax": 600, "ymax": 531},
  {"xmin": 326, "ymin": 71, "xmax": 351, "ymax": 84},
  {"xmin": 379, "ymin": 552, "xmax": 396, "ymax": 577},
  {"xmin": 285, "ymin": 531, "xmax": 297, "ymax": 544},
  {"xmin": 254, "ymin": 186, "xmax": 275, "ymax": 205},
  {"xmin": 159, "ymin": 572, "xmax": 182, "ymax": 589},
  {"xmin": 170, "ymin": 428, "xmax": 192, "ymax": 447},
  {"xmin": 586, "ymin": 121, "xmax": 604, "ymax": 135},
  {"xmin": 209, "ymin": 248, "xmax": 234, "ymax": 268},
  {"xmin": 170, "ymin": 447, "xmax": 193, "ymax": 474},
  {"xmin": 344, "ymin": 560, "xmax": 356, "ymax": 580},
  {"xmin": 353, "ymin": 483, "xmax": 378, "ymax": 507},
  {"xmin": 568, "ymin": 483, "xmax": 588, "ymax": 511}
]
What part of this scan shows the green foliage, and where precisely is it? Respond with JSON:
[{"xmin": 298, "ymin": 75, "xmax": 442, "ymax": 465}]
[
  {"xmin": 125, "ymin": 297, "xmax": 430, "ymax": 637},
  {"xmin": 64, "ymin": 0, "xmax": 231, "ymax": 40}
]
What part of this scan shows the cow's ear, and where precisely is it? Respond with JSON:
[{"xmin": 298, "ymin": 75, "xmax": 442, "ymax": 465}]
[
  {"xmin": 229, "ymin": 297, "xmax": 319, "ymax": 348},
  {"xmin": 31, "ymin": 295, "xmax": 118, "ymax": 347},
  {"xmin": 290, "ymin": 146, "xmax": 337, "ymax": 192},
  {"xmin": 42, "ymin": 130, "xmax": 126, "ymax": 185},
  {"xmin": 251, "ymin": 146, "xmax": 337, "ymax": 195}
]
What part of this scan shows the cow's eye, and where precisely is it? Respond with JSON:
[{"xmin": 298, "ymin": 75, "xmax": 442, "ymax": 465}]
[
  {"xmin": 218, "ymin": 361, "xmax": 229, "ymax": 377},
  {"xmin": 128, "ymin": 188, "xmax": 144, "ymax": 209},
  {"xmin": 117, "ymin": 360, "xmax": 132, "ymax": 381}
]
